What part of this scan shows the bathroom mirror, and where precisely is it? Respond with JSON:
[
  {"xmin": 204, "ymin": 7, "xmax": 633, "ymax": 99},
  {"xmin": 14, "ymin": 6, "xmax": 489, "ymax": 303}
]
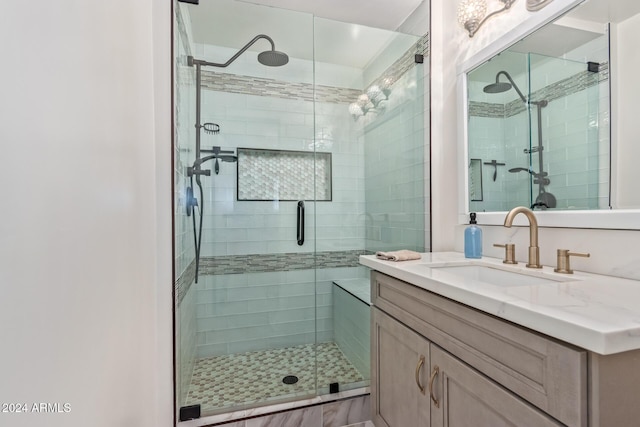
[{"xmin": 458, "ymin": 0, "xmax": 640, "ymax": 229}]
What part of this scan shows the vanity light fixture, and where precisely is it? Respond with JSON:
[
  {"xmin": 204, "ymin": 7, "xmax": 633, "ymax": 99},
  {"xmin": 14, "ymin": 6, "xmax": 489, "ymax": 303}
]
[
  {"xmin": 526, "ymin": 0, "xmax": 553, "ymax": 11},
  {"xmin": 349, "ymin": 78, "xmax": 393, "ymax": 121},
  {"xmin": 458, "ymin": 0, "xmax": 516, "ymax": 38}
]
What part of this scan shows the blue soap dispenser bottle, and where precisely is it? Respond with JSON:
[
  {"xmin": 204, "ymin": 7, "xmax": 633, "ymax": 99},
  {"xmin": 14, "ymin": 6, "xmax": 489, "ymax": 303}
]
[{"xmin": 464, "ymin": 212, "xmax": 482, "ymax": 259}]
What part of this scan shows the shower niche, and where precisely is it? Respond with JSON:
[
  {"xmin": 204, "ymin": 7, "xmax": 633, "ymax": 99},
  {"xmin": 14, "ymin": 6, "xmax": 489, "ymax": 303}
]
[
  {"xmin": 236, "ymin": 148, "xmax": 332, "ymax": 201},
  {"xmin": 173, "ymin": 0, "xmax": 428, "ymax": 422}
]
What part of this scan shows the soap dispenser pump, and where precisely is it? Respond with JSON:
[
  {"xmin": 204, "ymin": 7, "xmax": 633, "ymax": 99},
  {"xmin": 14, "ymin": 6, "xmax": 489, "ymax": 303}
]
[{"xmin": 464, "ymin": 213, "xmax": 482, "ymax": 259}]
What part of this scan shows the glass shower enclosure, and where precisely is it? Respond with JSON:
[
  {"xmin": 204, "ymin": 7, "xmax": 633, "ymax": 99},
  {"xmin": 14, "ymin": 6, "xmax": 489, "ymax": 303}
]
[{"xmin": 173, "ymin": 0, "xmax": 428, "ymax": 421}]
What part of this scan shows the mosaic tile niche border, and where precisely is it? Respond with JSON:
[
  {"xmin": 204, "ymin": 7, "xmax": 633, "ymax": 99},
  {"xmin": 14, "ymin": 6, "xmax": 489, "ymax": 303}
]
[
  {"xmin": 469, "ymin": 62, "xmax": 609, "ymax": 119},
  {"xmin": 237, "ymin": 148, "xmax": 332, "ymax": 201},
  {"xmin": 175, "ymin": 250, "xmax": 371, "ymax": 306}
]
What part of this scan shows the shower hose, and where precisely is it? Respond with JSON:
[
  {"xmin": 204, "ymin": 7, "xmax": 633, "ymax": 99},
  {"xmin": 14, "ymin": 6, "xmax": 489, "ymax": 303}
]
[{"xmin": 190, "ymin": 175, "xmax": 204, "ymax": 283}]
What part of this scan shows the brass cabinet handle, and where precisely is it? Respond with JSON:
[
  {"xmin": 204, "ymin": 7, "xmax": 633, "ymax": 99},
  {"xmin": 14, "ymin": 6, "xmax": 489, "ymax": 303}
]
[
  {"xmin": 428, "ymin": 365, "xmax": 440, "ymax": 408},
  {"xmin": 415, "ymin": 355, "xmax": 426, "ymax": 394}
]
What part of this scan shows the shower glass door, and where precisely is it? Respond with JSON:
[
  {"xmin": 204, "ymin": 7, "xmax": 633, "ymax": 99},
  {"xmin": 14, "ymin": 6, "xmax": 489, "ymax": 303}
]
[
  {"xmin": 173, "ymin": 0, "xmax": 429, "ymax": 421},
  {"xmin": 174, "ymin": 0, "xmax": 319, "ymax": 418}
]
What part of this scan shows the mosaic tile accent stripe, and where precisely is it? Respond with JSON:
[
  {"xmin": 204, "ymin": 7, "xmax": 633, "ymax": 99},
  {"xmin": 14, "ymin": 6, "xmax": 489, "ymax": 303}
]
[
  {"xmin": 197, "ymin": 33, "xmax": 429, "ymax": 104},
  {"xmin": 199, "ymin": 71, "xmax": 361, "ymax": 103},
  {"xmin": 175, "ymin": 250, "xmax": 371, "ymax": 306},
  {"xmin": 185, "ymin": 342, "xmax": 364, "ymax": 414},
  {"xmin": 237, "ymin": 149, "xmax": 332, "ymax": 201},
  {"xmin": 469, "ymin": 62, "xmax": 608, "ymax": 118},
  {"xmin": 199, "ymin": 250, "xmax": 371, "ymax": 276},
  {"xmin": 468, "ymin": 101, "xmax": 505, "ymax": 118},
  {"xmin": 175, "ymin": 258, "xmax": 196, "ymax": 307}
]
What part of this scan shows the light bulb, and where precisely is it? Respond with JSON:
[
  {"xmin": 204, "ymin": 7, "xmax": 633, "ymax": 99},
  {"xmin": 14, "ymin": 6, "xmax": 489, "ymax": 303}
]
[
  {"xmin": 357, "ymin": 94, "xmax": 370, "ymax": 107},
  {"xmin": 349, "ymin": 102, "xmax": 363, "ymax": 120},
  {"xmin": 457, "ymin": 0, "xmax": 487, "ymax": 32},
  {"xmin": 367, "ymin": 85, "xmax": 382, "ymax": 104}
]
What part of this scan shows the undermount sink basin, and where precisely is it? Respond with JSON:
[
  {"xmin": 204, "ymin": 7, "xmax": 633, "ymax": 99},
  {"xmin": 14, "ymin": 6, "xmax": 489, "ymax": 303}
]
[{"xmin": 429, "ymin": 265, "xmax": 564, "ymax": 287}]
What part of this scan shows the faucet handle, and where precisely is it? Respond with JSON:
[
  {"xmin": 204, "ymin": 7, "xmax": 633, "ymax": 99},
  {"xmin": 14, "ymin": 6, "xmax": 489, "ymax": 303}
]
[
  {"xmin": 554, "ymin": 249, "xmax": 590, "ymax": 274},
  {"xmin": 493, "ymin": 243, "xmax": 517, "ymax": 264}
]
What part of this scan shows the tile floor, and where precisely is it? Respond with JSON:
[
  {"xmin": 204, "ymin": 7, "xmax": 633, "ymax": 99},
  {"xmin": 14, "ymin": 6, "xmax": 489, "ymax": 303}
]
[{"xmin": 185, "ymin": 342, "xmax": 365, "ymax": 415}]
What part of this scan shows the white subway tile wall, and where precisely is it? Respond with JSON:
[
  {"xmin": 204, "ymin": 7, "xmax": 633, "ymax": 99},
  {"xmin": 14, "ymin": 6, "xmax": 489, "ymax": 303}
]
[
  {"xmin": 177, "ymin": 283, "xmax": 197, "ymax": 408},
  {"xmin": 175, "ymin": 4, "xmax": 197, "ymax": 279},
  {"xmin": 174, "ymin": 4, "xmax": 198, "ymax": 410},
  {"xmin": 333, "ymin": 281, "xmax": 371, "ymax": 379},
  {"xmin": 195, "ymin": 266, "xmax": 368, "ymax": 358},
  {"xmin": 363, "ymin": 67, "xmax": 427, "ymax": 253}
]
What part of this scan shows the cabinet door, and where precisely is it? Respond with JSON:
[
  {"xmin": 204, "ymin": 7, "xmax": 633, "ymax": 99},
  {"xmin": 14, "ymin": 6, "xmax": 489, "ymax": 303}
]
[
  {"xmin": 372, "ymin": 308, "xmax": 430, "ymax": 427},
  {"xmin": 430, "ymin": 345, "xmax": 563, "ymax": 427}
]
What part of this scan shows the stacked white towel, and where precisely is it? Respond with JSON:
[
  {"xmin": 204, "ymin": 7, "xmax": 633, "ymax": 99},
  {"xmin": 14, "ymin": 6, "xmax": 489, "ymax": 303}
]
[{"xmin": 375, "ymin": 250, "xmax": 422, "ymax": 262}]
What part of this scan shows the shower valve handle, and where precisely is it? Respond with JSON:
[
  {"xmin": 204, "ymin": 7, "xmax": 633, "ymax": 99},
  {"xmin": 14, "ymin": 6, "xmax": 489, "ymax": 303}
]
[{"xmin": 187, "ymin": 166, "xmax": 211, "ymax": 177}]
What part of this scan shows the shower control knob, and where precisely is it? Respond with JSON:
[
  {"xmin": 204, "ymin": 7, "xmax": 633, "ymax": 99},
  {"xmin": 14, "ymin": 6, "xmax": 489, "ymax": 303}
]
[{"xmin": 188, "ymin": 166, "xmax": 211, "ymax": 177}]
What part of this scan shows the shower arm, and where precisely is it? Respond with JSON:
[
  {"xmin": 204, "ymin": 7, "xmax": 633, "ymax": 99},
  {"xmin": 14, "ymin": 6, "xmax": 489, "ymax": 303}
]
[
  {"xmin": 195, "ymin": 153, "xmax": 236, "ymax": 167},
  {"xmin": 187, "ymin": 34, "xmax": 276, "ymax": 177},
  {"xmin": 187, "ymin": 34, "xmax": 276, "ymax": 68},
  {"xmin": 497, "ymin": 71, "xmax": 527, "ymax": 103}
]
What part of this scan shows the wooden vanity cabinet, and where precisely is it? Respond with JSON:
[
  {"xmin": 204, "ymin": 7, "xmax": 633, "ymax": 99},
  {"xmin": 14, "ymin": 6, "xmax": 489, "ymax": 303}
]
[
  {"xmin": 373, "ymin": 308, "xmax": 562, "ymax": 427},
  {"xmin": 371, "ymin": 270, "xmax": 640, "ymax": 427},
  {"xmin": 371, "ymin": 271, "xmax": 587, "ymax": 427},
  {"xmin": 371, "ymin": 308, "xmax": 430, "ymax": 427}
]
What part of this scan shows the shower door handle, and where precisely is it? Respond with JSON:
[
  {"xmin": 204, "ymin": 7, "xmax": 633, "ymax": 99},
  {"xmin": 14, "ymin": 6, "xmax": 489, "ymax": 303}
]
[{"xmin": 297, "ymin": 201, "xmax": 305, "ymax": 246}]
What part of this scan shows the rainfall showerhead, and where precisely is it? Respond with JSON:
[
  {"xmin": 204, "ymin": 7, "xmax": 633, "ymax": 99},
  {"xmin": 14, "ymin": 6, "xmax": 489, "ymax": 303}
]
[
  {"xmin": 258, "ymin": 49, "xmax": 289, "ymax": 67},
  {"xmin": 188, "ymin": 34, "xmax": 288, "ymax": 68},
  {"xmin": 483, "ymin": 71, "xmax": 527, "ymax": 103},
  {"xmin": 483, "ymin": 82, "xmax": 512, "ymax": 94}
]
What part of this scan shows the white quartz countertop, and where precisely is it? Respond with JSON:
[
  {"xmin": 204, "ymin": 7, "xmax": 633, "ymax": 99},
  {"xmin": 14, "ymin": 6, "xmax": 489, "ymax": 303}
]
[{"xmin": 360, "ymin": 252, "xmax": 640, "ymax": 355}]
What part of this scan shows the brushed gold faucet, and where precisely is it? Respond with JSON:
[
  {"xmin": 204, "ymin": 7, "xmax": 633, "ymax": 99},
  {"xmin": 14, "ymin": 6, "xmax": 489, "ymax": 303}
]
[{"xmin": 503, "ymin": 206, "xmax": 542, "ymax": 268}]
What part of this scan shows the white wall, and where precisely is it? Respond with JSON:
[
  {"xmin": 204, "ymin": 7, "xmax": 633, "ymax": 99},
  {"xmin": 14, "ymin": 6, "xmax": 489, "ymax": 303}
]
[
  {"xmin": 612, "ymin": 12, "xmax": 640, "ymax": 208},
  {"xmin": 0, "ymin": 2, "xmax": 173, "ymax": 427}
]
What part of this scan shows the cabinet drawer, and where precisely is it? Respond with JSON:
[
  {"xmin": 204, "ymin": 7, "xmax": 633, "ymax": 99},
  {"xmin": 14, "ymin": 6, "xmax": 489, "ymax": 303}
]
[{"xmin": 372, "ymin": 271, "xmax": 587, "ymax": 427}]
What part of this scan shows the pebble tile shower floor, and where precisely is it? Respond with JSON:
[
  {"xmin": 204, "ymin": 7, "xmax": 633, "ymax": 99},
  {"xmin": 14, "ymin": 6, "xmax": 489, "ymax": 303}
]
[{"xmin": 185, "ymin": 342, "xmax": 364, "ymax": 414}]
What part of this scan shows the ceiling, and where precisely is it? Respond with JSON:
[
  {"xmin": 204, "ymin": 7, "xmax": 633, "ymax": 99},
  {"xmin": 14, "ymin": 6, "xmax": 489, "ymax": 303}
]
[
  {"xmin": 235, "ymin": 0, "xmax": 424, "ymax": 32},
  {"xmin": 183, "ymin": 0, "xmax": 424, "ymax": 68},
  {"xmin": 570, "ymin": 0, "xmax": 640, "ymax": 24},
  {"xmin": 511, "ymin": 0, "xmax": 640, "ymax": 58}
]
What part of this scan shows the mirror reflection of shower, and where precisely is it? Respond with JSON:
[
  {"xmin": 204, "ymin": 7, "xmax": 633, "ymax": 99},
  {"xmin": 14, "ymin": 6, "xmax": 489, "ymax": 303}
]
[
  {"xmin": 483, "ymin": 70, "xmax": 556, "ymax": 210},
  {"xmin": 186, "ymin": 34, "xmax": 289, "ymax": 283}
]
